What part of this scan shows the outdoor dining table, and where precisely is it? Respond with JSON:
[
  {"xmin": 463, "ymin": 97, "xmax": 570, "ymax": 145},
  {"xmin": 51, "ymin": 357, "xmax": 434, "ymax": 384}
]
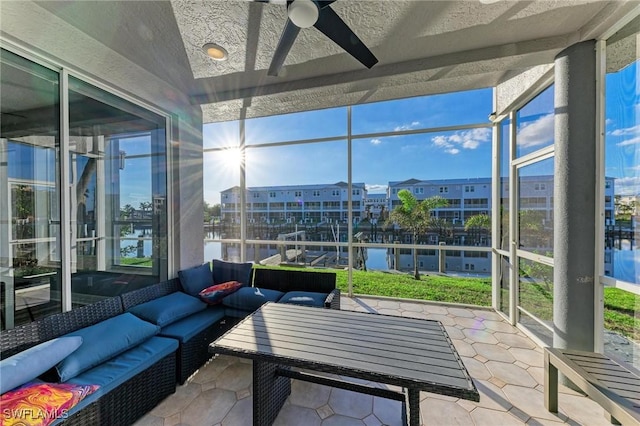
[{"xmin": 209, "ymin": 302, "xmax": 479, "ymax": 426}]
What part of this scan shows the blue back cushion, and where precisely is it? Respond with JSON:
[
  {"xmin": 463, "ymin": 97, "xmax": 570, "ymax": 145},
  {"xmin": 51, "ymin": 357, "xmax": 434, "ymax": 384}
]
[
  {"xmin": 55, "ymin": 313, "xmax": 160, "ymax": 382},
  {"xmin": 128, "ymin": 292, "xmax": 207, "ymax": 327},
  {"xmin": 0, "ymin": 336, "xmax": 83, "ymax": 393},
  {"xmin": 221, "ymin": 286, "xmax": 284, "ymax": 312},
  {"xmin": 178, "ymin": 263, "xmax": 214, "ymax": 297},
  {"xmin": 212, "ymin": 259, "xmax": 253, "ymax": 286},
  {"xmin": 278, "ymin": 291, "xmax": 327, "ymax": 307}
]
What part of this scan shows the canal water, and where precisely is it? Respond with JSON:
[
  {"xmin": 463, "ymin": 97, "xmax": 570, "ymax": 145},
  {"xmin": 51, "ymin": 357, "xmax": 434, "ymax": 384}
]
[{"xmin": 202, "ymin": 240, "xmax": 639, "ymax": 285}]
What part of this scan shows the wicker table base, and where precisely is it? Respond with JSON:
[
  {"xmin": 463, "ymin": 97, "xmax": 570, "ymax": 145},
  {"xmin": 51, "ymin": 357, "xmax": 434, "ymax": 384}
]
[{"xmin": 253, "ymin": 361, "xmax": 291, "ymax": 426}]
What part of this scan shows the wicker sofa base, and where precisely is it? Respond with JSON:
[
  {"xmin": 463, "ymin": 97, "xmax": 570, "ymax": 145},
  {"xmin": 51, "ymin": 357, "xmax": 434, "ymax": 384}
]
[
  {"xmin": 177, "ymin": 322, "xmax": 228, "ymax": 384},
  {"xmin": 64, "ymin": 352, "xmax": 176, "ymax": 426}
]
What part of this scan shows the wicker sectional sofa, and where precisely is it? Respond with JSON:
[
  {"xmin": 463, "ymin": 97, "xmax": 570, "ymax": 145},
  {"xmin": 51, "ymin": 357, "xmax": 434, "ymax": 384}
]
[
  {"xmin": 0, "ymin": 297, "xmax": 178, "ymax": 426},
  {"xmin": 0, "ymin": 264, "xmax": 338, "ymax": 425},
  {"xmin": 120, "ymin": 278, "xmax": 232, "ymax": 385},
  {"xmin": 121, "ymin": 265, "xmax": 340, "ymax": 384}
]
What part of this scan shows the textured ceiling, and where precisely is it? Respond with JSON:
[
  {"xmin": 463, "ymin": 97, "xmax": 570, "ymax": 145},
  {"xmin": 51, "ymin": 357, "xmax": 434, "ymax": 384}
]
[{"xmin": 30, "ymin": 1, "xmax": 640, "ymax": 122}]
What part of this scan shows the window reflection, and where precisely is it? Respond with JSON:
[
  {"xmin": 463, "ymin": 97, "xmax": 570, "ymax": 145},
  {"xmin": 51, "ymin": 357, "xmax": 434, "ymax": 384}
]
[
  {"xmin": 67, "ymin": 77, "xmax": 168, "ymax": 305},
  {"xmin": 0, "ymin": 49, "xmax": 61, "ymax": 329},
  {"xmin": 604, "ymin": 17, "xmax": 640, "ymax": 369},
  {"xmin": 516, "ymin": 85, "xmax": 554, "ymax": 158}
]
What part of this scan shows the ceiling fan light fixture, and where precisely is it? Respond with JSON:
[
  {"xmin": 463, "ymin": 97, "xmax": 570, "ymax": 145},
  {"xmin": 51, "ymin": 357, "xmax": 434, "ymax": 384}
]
[
  {"xmin": 288, "ymin": 0, "xmax": 319, "ymax": 28},
  {"xmin": 202, "ymin": 43, "xmax": 228, "ymax": 61}
]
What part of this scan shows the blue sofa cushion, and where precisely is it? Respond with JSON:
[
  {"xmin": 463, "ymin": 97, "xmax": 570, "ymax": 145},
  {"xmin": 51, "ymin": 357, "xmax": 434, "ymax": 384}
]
[
  {"xmin": 129, "ymin": 292, "xmax": 207, "ymax": 327},
  {"xmin": 221, "ymin": 286, "xmax": 284, "ymax": 312},
  {"xmin": 54, "ymin": 313, "xmax": 160, "ymax": 382},
  {"xmin": 178, "ymin": 263, "xmax": 213, "ymax": 297},
  {"xmin": 160, "ymin": 306, "xmax": 226, "ymax": 343},
  {"xmin": 278, "ymin": 291, "xmax": 327, "ymax": 307},
  {"xmin": 212, "ymin": 259, "xmax": 253, "ymax": 287},
  {"xmin": 64, "ymin": 336, "xmax": 178, "ymax": 421},
  {"xmin": 0, "ymin": 336, "xmax": 83, "ymax": 394}
]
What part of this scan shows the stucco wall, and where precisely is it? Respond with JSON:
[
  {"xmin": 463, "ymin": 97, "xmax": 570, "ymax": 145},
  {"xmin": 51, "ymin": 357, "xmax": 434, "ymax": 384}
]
[{"xmin": 495, "ymin": 64, "xmax": 554, "ymax": 116}]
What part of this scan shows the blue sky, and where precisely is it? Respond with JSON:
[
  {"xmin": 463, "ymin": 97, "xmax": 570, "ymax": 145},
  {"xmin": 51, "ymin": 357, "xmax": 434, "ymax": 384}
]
[
  {"xmin": 605, "ymin": 61, "xmax": 640, "ymax": 196},
  {"xmin": 199, "ymin": 63, "xmax": 639, "ymax": 205}
]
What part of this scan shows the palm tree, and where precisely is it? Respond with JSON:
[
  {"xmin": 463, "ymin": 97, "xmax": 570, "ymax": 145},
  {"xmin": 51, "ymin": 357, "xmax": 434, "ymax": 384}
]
[
  {"xmin": 388, "ymin": 190, "xmax": 448, "ymax": 279},
  {"xmin": 464, "ymin": 213, "xmax": 491, "ymax": 245}
]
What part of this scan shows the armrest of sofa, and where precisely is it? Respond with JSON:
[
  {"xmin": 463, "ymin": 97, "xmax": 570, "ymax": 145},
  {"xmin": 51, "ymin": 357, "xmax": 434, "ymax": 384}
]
[{"xmin": 324, "ymin": 289, "xmax": 340, "ymax": 310}]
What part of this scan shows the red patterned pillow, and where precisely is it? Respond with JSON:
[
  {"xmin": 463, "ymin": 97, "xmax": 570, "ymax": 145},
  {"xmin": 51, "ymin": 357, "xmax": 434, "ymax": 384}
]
[
  {"xmin": 0, "ymin": 382, "xmax": 99, "ymax": 426},
  {"xmin": 198, "ymin": 281, "xmax": 243, "ymax": 305}
]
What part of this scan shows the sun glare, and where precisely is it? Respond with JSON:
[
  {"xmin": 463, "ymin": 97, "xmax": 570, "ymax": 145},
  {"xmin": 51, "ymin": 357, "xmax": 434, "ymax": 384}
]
[{"xmin": 219, "ymin": 147, "xmax": 243, "ymax": 169}]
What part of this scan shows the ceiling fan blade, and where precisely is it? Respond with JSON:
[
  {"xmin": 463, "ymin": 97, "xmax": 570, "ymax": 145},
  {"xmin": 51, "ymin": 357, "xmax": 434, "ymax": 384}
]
[
  {"xmin": 313, "ymin": 6, "xmax": 378, "ymax": 69},
  {"xmin": 316, "ymin": 1, "xmax": 337, "ymax": 9},
  {"xmin": 268, "ymin": 18, "xmax": 301, "ymax": 76}
]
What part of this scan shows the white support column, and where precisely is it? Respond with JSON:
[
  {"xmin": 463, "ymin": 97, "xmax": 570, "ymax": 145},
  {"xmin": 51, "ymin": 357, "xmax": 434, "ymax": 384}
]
[
  {"xmin": 239, "ymin": 120, "xmax": 246, "ymax": 262},
  {"xmin": 60, "ymin": 69, "xmax": 72, "ymax": 312},
  {"xmin": 508, "ymin": 111, "xmax": 518, "ymax": 325},
  {"xmin": 491, "ymin": 116, "xmax": 500, "ymax": 311},
  {"xmin": 594, "ymin": 39, "xmax": 607, "ymax": 353},
  {"xmin": 69, "ymin": 151, "xmax": 78, "ymax": 274},
  {"xmin": 347, "ymin": 106, "xmax": 353, "ymax": 297},
  {"xmin": 95, "ymin": 135, "xmax": 106, "ymax": 271}
]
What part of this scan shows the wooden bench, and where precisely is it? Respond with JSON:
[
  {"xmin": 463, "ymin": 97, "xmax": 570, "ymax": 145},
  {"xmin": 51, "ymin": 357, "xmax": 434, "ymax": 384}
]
[{"xmin": 544, "ymin": 347, "xmax": 640, "ymax": 425}]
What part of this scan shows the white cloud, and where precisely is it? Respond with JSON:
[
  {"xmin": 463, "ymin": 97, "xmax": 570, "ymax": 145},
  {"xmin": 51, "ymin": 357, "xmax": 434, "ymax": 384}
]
[
  {"xmin": 462, "ymin": 139, "xmax": 480, "ymax": 149},
  {"xmin": 366, "ymin": 184, "xmax": 388, "ymax": 193},
  {"xmin": 517, "ymin": 114, "xmax": 554, "ymax": 148},
  {"xmin": 610, "ymin": 124, "xmax": 640, "ymax": 136},
  {"xmin": 431, "ymin": 127, "xmax": 491, "ymax": 155},
  {"xmin": 616, "ymin": 136, "xmax": 640, "ymax": 147},
  {"xmin": 605, "ymin": 118, "xmax": 614, "ymax": 126},
  {"xmin": 613, "ymin": 176, "xmax": 640, "ymax": 196},
  {"xmin": 393, "ymin": 121, "xmax": 422, "ymax": 132},
  {"xmin": 432, "ymin": 135, "xmax": 451, "ymax": 147},
  {"xmin": 370, "ymin": 138, "xmax": 382, "ymax": 145}
]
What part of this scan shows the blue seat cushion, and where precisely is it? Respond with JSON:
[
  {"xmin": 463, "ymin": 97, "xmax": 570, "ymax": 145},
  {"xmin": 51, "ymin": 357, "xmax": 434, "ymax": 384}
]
[
  {"xmin": 159, "ymin": 306, "xmax": 226, "ymax": 343},
  {"xmin": 0, "ymin": 336, "xmax": 83, "ymax": 394},
  {"xmin": 53, "ymin": 313, "xmax": 160, "ymax": 382},
  {"xmin": 178, "ymin": 263, "xmax": 214, "ymax": 297},
  {"xmin": 61, "ymin": 336, "xmax": 178, "ymax": 423},
  {"xmin": 278, "ymin": 291, "xmax": 328, "ymax": 307},
  {"xmin": 128, "ymin": 291, "xmax": 207, "ymax": 327},
  {"xmin": 212, "ymin": 259, "xmax": 253, "ymax": 287},
  {"xmin": 221, "ymin": 286, "xmax": 284, "ymax": 312}
]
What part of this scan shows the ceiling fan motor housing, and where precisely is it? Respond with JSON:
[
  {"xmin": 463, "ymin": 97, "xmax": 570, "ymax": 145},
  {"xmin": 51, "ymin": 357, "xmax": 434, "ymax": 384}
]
[{"xmin": 288, "ymin": 0, "xmax": 319, "ymax": 28}]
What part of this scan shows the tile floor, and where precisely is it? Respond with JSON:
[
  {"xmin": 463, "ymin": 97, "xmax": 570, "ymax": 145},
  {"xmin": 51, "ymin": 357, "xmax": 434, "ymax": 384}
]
[{"xmin": 134, "ymin": 296, "xmax": 613, "ymax": 426}]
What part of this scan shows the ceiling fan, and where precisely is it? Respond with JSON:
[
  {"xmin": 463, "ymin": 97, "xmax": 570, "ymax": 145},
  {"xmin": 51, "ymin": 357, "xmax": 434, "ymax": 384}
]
[{"xmin": 260, "ymin": 0, "xmax": 378, "ymax": 76}]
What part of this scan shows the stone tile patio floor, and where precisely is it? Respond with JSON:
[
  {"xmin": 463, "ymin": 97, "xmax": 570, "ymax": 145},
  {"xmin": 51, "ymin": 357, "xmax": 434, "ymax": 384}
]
[{"xmin": 135, "ymin": 296, "xmax": 613, "ymax": 426}]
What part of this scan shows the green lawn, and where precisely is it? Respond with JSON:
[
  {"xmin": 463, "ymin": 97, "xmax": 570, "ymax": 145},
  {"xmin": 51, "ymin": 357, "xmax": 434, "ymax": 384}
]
[
  {"xmin": 254, "ymin": 265, "xmax": 639, "ymax": 342},
  {"xmin": 344, "ymin": 269, "xmax": 492, "ymax": 306},
  {"xmin": 604, "ymin": 287, "xmax": 640, "ymax": 340},
  {"xmin": 255, "ymin": 265, "xmax": 492, "ymax": 305},
  {"xmin": 120, "ymin": 257, "xmax": 153, "ymax": 267},
  {"xmin": 516, "ymin": 280, "xmax": 639, "ymax": 341}
]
